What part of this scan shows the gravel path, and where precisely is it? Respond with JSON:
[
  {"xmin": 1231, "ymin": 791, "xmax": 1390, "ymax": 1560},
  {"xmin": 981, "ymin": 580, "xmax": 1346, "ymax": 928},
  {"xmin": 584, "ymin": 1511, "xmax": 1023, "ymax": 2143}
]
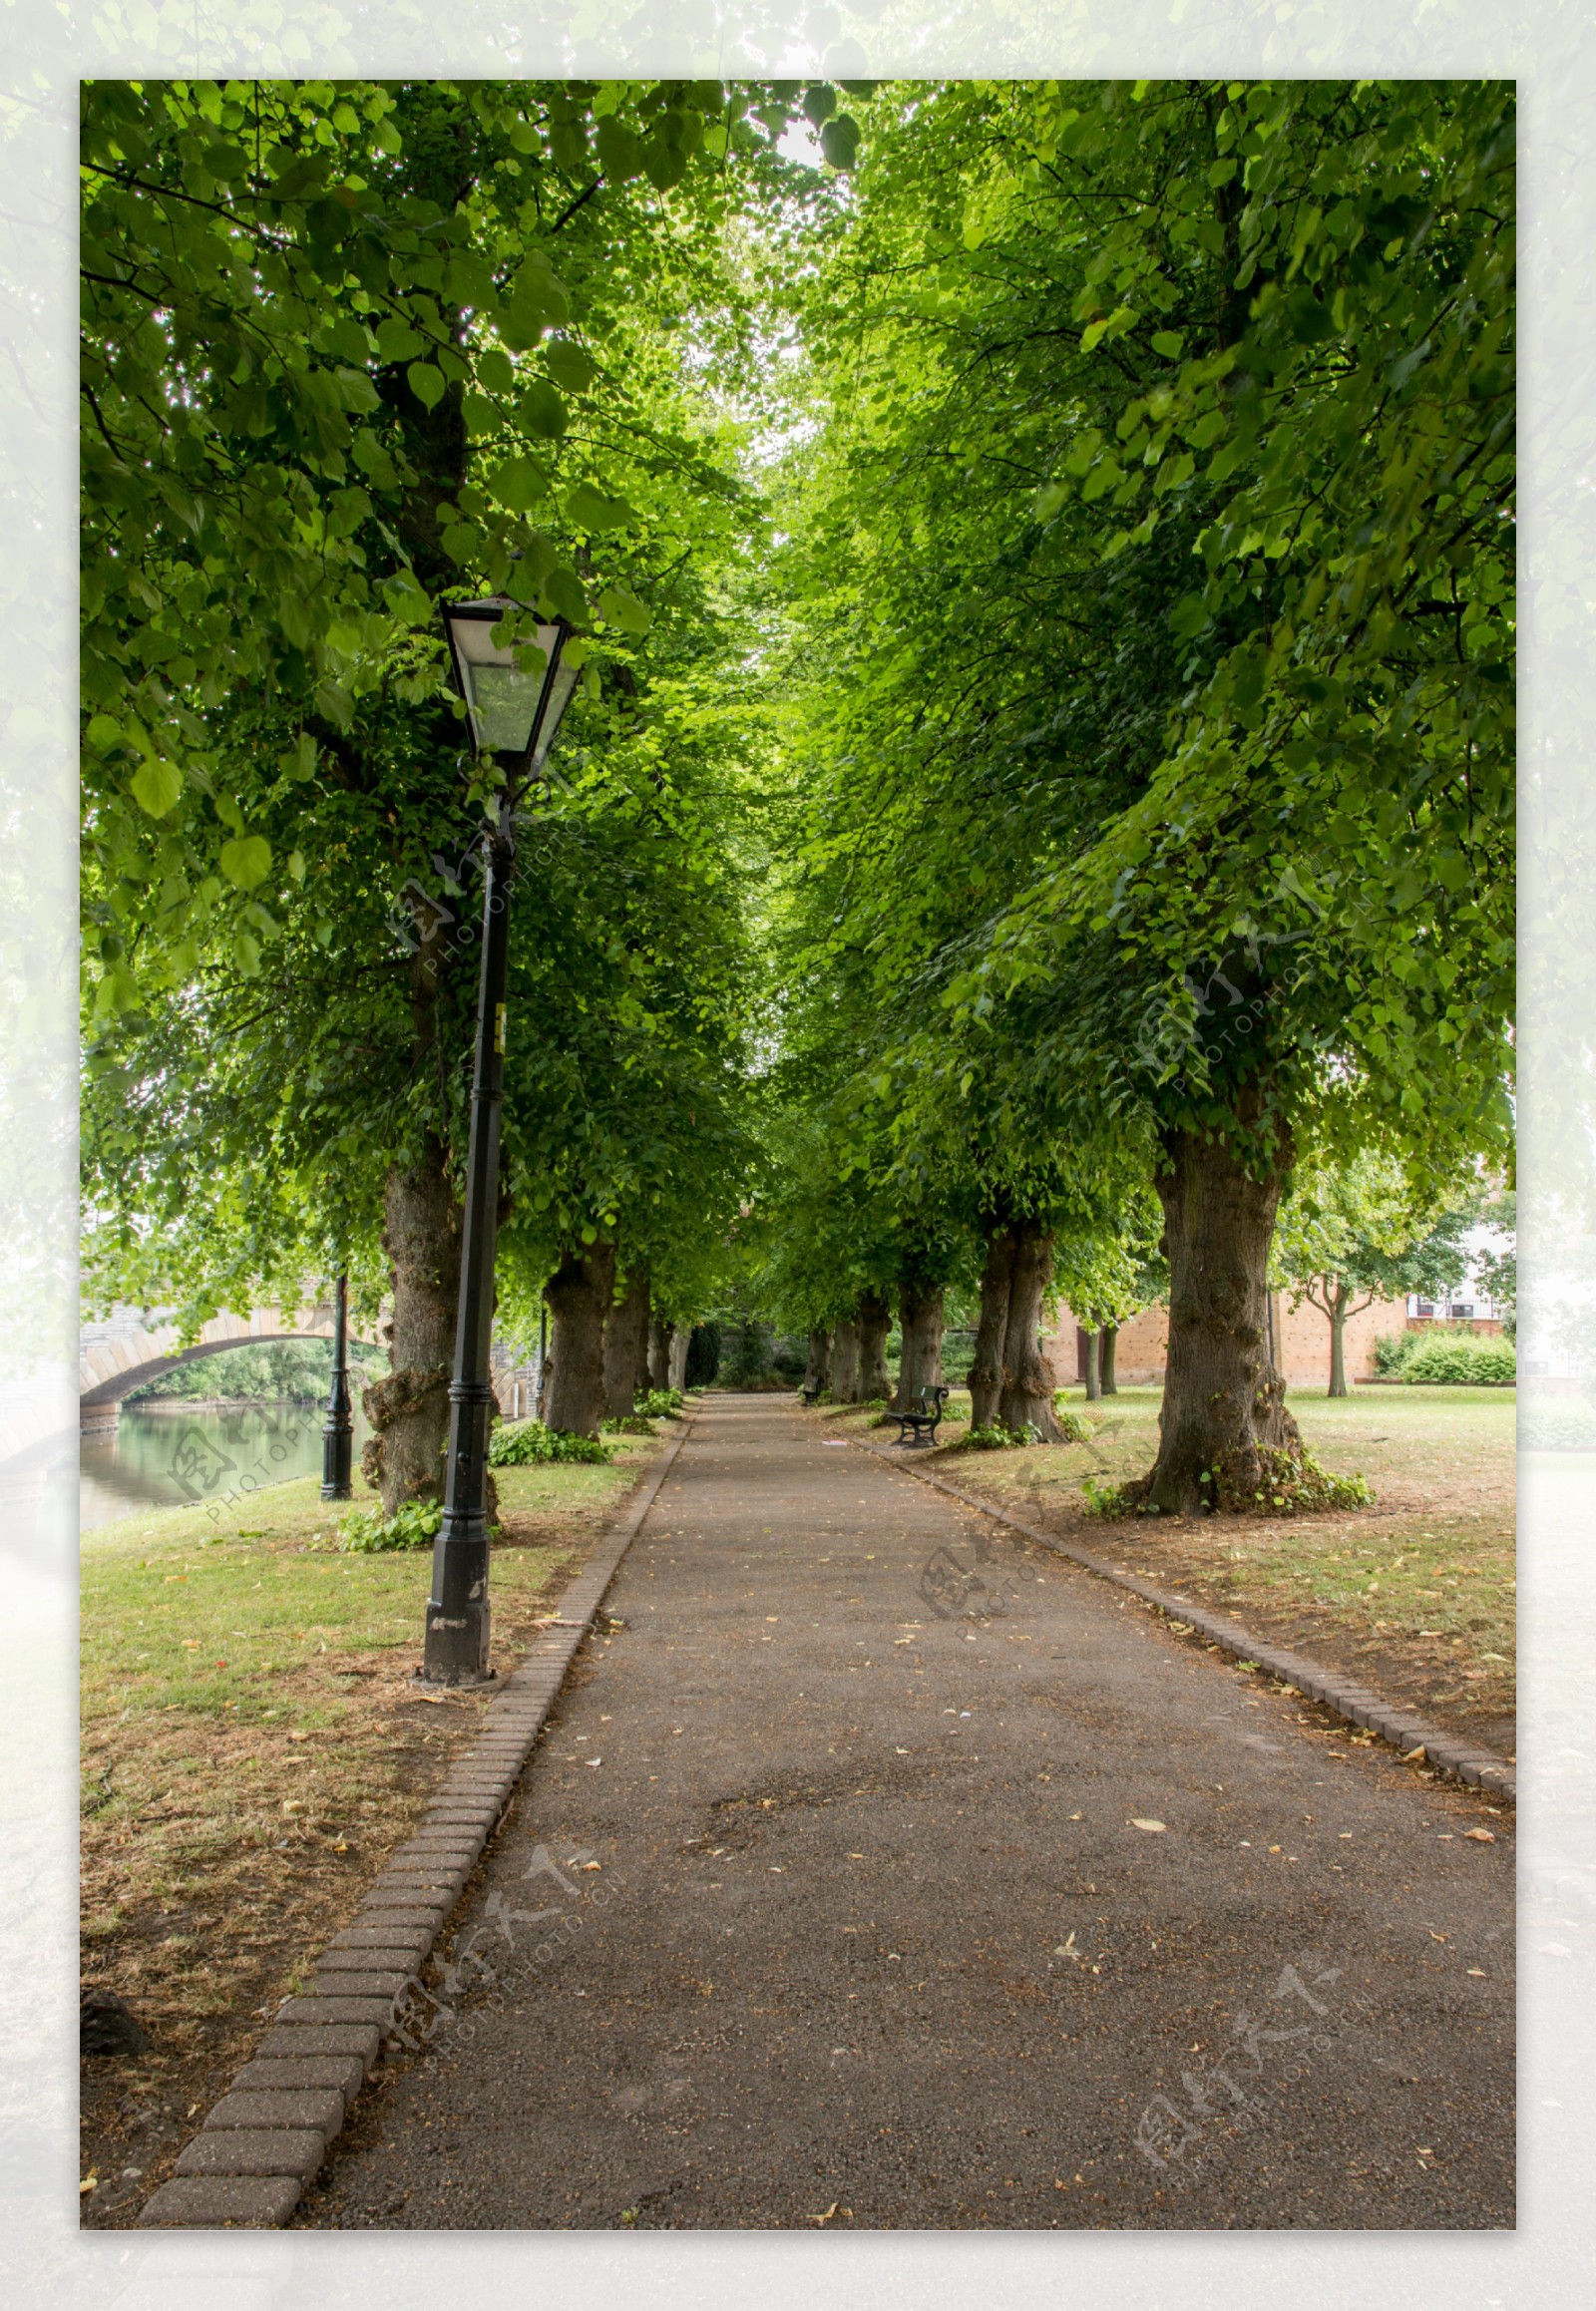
[{"xmin": 296, "ymin": 1394, "xmax": 1513, "ymax": 2231}]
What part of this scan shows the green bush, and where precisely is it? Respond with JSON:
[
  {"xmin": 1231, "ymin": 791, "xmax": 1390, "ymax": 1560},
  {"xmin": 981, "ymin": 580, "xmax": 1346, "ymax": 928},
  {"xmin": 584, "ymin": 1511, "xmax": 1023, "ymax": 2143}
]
[
  {"xmin": 488, "ymin": 1419, "xmax": 613, "ymax": 1467},
  {"xmin": 1372, "ymin": 1331, "xmax": 1417, "ymax": 1375},
  {"xmin": 339, "ymin": 1499, "xmax": 441, "ymax": 1553},
  {"xmin": 1400, "ymin": 1335, "xmax": 1516, "ymax": 1386},
  {"xmin": 637, "ymin": 1387, "xmax": 683, "ymax": 1419},
  {"xmin": 1081, "ymin": 1474, "xmax": 1130, "ymax": 1516},
  {"xmin": 960, "ymin": 1421, "xmax": 1035, "ymax": 1450}
]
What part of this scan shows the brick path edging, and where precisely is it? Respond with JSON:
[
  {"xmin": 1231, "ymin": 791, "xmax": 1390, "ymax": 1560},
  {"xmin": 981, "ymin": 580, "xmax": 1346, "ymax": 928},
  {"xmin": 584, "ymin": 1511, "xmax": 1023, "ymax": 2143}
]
[
  {"xmin": 845, "ymin": 1429, "xmax": 1516, "ymax": 1807},
  {"xmin": 135, "ymin": 1408, "xmax": 698, "ymax": 2231}
]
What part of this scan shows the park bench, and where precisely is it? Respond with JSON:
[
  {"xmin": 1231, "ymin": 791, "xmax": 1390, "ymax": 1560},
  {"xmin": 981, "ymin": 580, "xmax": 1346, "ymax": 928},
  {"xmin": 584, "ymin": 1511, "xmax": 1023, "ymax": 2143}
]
[
  {"xmin": 799, "ymin": 1377, "xmax": 825, "ymax": 1406},
  {"xmin": 886, "ymin": 1383, "xmax": 950, "ymax": 1447}
]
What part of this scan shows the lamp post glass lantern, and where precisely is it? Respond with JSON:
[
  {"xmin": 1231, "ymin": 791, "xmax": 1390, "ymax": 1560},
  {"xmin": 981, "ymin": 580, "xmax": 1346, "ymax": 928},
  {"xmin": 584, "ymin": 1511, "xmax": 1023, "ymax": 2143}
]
[
  {"xmin": 441, "ymin": 598, "xmax": 579, "ymax": 775},
  {"xmin": 421, "ymin": 598, "xmax": 579, "ymax": 1687}
]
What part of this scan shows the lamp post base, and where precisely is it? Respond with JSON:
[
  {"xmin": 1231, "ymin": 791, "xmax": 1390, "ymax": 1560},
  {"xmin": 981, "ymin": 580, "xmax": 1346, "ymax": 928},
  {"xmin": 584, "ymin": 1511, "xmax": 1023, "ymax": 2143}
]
[{"xmin": 418, "ymin": 1597, "xmax": 495, "ymax": 1687}]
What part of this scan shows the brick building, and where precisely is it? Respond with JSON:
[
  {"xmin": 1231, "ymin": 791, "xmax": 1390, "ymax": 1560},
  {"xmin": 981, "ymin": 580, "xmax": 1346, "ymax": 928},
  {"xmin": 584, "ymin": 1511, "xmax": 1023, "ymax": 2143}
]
[{"xmin": 1046, "ymin": 1293, "xmax": 1478, "ymax": 1392}]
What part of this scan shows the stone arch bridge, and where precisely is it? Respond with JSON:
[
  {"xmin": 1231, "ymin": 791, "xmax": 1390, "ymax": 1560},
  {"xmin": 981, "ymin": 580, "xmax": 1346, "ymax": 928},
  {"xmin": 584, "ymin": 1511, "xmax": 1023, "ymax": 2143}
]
[
  {"xmin": 80, "ymin": 1304, "xmax": 543, "ymax": 1430},
  {"xmin": 79, "ymin": 1302, "xmax": 384, "ymax": 1429}
]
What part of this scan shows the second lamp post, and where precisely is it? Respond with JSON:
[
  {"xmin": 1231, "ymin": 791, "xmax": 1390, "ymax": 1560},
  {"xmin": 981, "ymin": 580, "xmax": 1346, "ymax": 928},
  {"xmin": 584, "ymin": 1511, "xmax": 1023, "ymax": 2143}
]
[{"xmin": 419, "ymin": 597, "xmax": 579, "ymax": 1687}]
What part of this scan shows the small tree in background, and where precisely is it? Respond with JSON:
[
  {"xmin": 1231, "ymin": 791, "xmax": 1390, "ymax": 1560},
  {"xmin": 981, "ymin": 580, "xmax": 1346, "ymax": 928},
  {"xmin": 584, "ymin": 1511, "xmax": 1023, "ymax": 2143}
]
[{"xmin": 1272, "ymin": 1156, "xmax": 1473, "ymax": 1396}]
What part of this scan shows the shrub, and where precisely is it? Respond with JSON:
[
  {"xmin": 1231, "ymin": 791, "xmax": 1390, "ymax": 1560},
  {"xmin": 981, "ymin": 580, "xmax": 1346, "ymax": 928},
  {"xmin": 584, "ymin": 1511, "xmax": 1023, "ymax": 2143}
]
[
  {"xmin": 637, "ymin": 1387, "xmax": 683, "ymax": 1419},
  {"xmin": 960, "ymin": 1421, "xmax": 1036, "ymax": 1450},
  {"xmin": 1210, "ymin": 1447, "xmax": 1373, "ymax": 1514},
  {"xmin": 1372, "ymin": 1331, "xmax": 1416, "ymax": 1375},
  {"xmin": 1081, "ymin": 1475, "xmax": 1130, "ymax": 1516},
  {"xmin": 602, "ymin": 1413, "xmax": 658, "ymax": 1435},
  {"xmin": 339, "ymin": 1499, "xmax": 441, "ymax": 1553},
  {"xmin": 1400, "ymin": 1335, "xmax": 1516, "ymax": 1386},
  {"xmin": 488, "ymin": 1419, "xmax": 613, "ymax": 1467}
]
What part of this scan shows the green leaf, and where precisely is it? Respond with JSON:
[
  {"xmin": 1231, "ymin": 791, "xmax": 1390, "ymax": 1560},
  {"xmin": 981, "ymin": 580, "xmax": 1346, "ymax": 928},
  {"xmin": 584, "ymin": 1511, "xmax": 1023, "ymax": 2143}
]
[
  {"xmin": 539, "ymin": 564, "xmax": 590, "ymax": 626},
  {"xmin": 382, "ymin": 569, "xmax": 432, "ymax": 626},
  {"xmin": 596, "ymin": 117, "xmax": 644, "ymax": 180},
  {"xmin": 544, "ymin": 340, "xmax": 597, "ymax": 394},
  {"xmin": 492, "ymin": 455, "xmax": 551, "ymax": 513},
  {"xmin": 476, "ymin": 348, "xmax": 516, "ymax": 394},
  {"xmin": 519, "ymin": 380, "xmax": 569, "ymax": 439},
  {"xmin": 820, "ymin": 115, "xmax": 860, "ymax": 171},
  {"xmin": 130, "ymin": 756, "xmax": 183, "ymax": 817},
  {"xmin": 598, "ymin": 586, "xmax": 651, "ymax": 633},
  {"xmin": 407, "ymin": 362, "xmax": 446, "ymax": 410},
  {"xmin": 803, "ymin": 85, "xmax": 837, "ymax": 128},
  {"xmin": 375, "ymin": 317, "xmax": 425, "ymax": 363},
  {"xmin": 219, "ymin": 835, "xmax": 271, "ymax": 890},
  {"xmin": 1151, "ymin": 330, "xmax": 1185, "ymax": 358},
  {"xmin": 85, "ymin": 714, "xmax": 122, "ymax": 752},
  {"xmin": 564, "ymin": 481, "xmax": 636, "ymax": 533}
]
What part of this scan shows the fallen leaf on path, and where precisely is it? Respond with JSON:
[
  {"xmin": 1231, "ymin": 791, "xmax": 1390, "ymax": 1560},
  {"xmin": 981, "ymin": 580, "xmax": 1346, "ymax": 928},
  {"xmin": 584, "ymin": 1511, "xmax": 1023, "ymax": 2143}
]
[
  {"xmin": 1463, "ymin": 1827, "xmax": 1496, "ymax": 1843},
  {"xmin": 1130, "ymin": 1818, "xmax": 1166, "ymax": 1833}
]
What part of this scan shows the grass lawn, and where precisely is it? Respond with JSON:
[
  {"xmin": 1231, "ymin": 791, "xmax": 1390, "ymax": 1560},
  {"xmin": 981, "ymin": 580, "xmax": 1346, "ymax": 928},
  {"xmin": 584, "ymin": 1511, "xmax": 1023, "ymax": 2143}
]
[
  {"xmin": 816, "ymin": 1381, "xmax": 1515, "ymax": 1760},
  {"xmin": 79, "ymin": 1419, "xmax": 676, "ymax": 2223}
]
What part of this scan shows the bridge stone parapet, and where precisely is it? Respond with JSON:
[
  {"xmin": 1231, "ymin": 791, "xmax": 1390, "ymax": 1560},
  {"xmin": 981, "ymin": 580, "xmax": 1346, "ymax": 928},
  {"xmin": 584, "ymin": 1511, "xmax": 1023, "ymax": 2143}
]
[{"xmin": 79, "ymin": 1303, "xmax": 384, "ymax": 1427}]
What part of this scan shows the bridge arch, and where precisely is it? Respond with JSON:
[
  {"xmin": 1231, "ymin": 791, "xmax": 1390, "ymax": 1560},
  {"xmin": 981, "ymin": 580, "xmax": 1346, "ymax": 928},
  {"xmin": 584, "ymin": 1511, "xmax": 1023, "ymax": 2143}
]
[{"xmin": 79, "ymin": 1304, "xmax": 384, "ymax": 1424}]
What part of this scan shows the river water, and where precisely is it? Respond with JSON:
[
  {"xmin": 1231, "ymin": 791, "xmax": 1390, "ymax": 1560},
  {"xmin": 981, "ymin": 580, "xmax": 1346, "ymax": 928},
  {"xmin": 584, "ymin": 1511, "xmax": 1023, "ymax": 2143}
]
[{"xmin": 80, "ymin": 1400, "xmax": 371, "ymax": 1532}]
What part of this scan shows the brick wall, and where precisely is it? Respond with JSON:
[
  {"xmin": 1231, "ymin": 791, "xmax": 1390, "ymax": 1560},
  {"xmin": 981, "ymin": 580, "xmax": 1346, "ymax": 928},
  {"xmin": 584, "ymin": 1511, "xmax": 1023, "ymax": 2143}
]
[{"xmin": 1047, "ymin": 1291, "xmax": 1411, "ymax": 1390}]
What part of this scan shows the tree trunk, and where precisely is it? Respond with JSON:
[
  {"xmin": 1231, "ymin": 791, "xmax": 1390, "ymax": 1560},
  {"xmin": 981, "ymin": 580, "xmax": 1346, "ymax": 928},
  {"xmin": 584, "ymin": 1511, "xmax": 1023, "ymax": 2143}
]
[
  {"xmin": 894, "ymin": 1281, "xmax": 945, "ymax": 1410},
  {"xmin": 1327, "ymin": 1280, "xmax": 1349, "ymax": 1397},
  {"xmin": 603, "ymin": 1264, "xmax": 649, "ymax": 1420},
  {"xmin": 830, "ymin": 1318, "xmax": 861, "ymax": 1401},
  {"xmin": 1135, "ymin": 1119, "xmax": 1299, "ymax": 1514},
  {"xmin": 647, "ymin": 1314, "xmax": 670, "ymax": 1393},
  {"xmin": 362, "ymin": 1141, "xmax": 461, "ymax": 1516},
  {"xmin": 666, "ymin": 1326, "xmax": 689, "ymax": 1391},
  {"xmin": 803, "ymin": 1328, "xmax": 831, "ymax": 1395},
  {"xmin": 1083, "ymin": 1330, "xmax": 1102, "ymax": 1402},
  {"xmin": 857, "ymin": 1290, "xmax": 893, "ymax": 1401},
  {"xmin": 969, "ymin": 1226, "xmax": 1015, "ymax": 1430},
  {"xmin": 998, "ymin": 1223, "xmax": 1064, "ymax": 1439},
  {"xmin": 1101, "ymin": 1324, "xmax": 1119, "ymax": 1394},
  {"xmin": 541, "ymin": 1240, "xmax": 615, "ymax": 1438}
]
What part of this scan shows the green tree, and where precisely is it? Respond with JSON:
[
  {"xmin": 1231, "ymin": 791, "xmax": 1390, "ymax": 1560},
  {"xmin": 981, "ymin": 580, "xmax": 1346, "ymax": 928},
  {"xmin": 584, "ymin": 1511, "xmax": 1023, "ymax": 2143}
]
[
  {"xmin": 769, "ymin": 77, "xmax": 1513, "ymax": 1512},
  {"xmin": 1271, "ymin": 1154, "xmax": 1472, "ymax": 1395}
]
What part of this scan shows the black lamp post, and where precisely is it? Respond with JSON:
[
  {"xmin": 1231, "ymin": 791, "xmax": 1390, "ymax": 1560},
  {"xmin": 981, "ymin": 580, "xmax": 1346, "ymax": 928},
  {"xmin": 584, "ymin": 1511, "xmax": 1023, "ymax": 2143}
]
[
  {"xmin": 320, "ymin": 1269, "xmax": 353, "ymax": 1501},
  {"xmin": 420, "ymin": 597, "xmax": 578, "ymax": 1687}
]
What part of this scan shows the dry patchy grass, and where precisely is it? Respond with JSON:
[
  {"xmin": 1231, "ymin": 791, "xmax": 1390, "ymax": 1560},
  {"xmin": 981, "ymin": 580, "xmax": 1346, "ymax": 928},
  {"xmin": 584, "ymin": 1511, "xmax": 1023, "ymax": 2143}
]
[{"xmin": 79, "ymin": 1423, "xmax": 671, "ymax": 2224}]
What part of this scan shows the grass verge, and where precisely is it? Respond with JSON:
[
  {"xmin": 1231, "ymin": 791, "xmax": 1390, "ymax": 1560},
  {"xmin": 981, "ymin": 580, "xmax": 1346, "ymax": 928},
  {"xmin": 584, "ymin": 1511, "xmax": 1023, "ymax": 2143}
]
[
  {"xmin": 813, "ymin": 1383, "xmax": 1514, "ymax": 1759},
  {"xmin": 79, "ymin": 1419, "xmax": 675, "ymax": 2225}
]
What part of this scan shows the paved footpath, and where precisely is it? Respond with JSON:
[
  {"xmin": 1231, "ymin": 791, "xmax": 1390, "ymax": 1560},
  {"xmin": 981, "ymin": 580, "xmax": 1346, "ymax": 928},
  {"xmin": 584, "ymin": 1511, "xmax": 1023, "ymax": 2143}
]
[{"xmin": 297, "ymin": 1395, "xmax": 1513, "ymax": 2231}]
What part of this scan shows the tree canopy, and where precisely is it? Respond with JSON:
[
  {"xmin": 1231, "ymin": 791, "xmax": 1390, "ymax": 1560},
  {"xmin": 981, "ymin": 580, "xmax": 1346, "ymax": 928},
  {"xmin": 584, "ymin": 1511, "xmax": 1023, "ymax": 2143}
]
[{"xmin": 83, "ymin": 75, "xmax": 1515, "ymax": 1518}]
